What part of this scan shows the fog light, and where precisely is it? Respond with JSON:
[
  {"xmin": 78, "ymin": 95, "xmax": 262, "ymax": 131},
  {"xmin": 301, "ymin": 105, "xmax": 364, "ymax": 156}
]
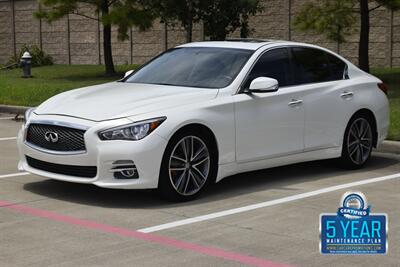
[
  {"xmin": 120, "ymin": 169, "xmax": 136, "ymax": 178},
  {"xmin": 109, "ymin": 160, "xmax": 139, "ymax": 179}
]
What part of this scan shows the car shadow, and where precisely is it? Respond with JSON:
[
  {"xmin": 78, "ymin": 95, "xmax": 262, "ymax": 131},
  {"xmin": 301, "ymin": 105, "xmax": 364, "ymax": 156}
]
[{"xmin": 23, "ymin": 154, "xmax": 399, "ymax": 209}]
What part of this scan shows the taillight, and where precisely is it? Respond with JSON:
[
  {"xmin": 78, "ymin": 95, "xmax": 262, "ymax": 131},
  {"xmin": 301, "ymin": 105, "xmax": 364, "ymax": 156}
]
[{"xmin": 378, "ymin": 83, "xmax": 388, "ymax": 95}]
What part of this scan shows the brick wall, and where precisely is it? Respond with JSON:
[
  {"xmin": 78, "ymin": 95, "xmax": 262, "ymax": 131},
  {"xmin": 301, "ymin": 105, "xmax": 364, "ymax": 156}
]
[{"xmin": 0, "ymin": 0, "xmax": 399, "ymax": 67}]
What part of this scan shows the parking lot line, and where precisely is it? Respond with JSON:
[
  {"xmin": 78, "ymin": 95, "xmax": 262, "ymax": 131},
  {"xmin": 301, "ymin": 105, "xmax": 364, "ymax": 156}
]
[
  {"xmin": 0, "ymin": 200, "xmax": 292, "ymax": 267},
  {"xmin": 0, "ymin": 117, "xmax": 15, "ymax": 120},
  {"xmin": 0, "ymin": 137, "xmax": 17, "ymax": 141},
  {"xmin": 138, "ymin": 172, "xmax": 400, "ymax": 233},
  {"xmin": 0, "ymin": 172, "xmax": 30, "ymax": 179}
]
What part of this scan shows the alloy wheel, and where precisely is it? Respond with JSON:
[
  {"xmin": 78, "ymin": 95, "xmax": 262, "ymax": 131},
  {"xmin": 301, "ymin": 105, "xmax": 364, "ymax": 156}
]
[
  {"xmin": 168, "ymin": 136, "xmax": 210, "ymax": 196},
  {"xmin": 347, "ymin": 118, "xmax": 373, "ymax": 165}
]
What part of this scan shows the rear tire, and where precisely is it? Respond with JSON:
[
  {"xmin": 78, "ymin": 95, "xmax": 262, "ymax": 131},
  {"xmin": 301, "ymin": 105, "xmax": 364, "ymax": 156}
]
[
  {"xmin": 158, "ymin": 129, "xmax": 217, "ymax": 202},
  {"xmin": 339, "ymin": 115, "xmax": 373, "ymax": 169}
]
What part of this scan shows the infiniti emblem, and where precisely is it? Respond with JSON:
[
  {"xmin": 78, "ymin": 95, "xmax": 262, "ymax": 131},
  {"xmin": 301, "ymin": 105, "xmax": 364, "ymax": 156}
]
[{"xmin": 44, "ymin": 131, "xmax": 59, "ymax": 143}]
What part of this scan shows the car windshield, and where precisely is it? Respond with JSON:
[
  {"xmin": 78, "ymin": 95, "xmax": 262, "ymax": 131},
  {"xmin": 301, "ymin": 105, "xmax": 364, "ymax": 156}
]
[{"xmin": 125, "ymin": 47, "xmax": 253, "ymax": 89}]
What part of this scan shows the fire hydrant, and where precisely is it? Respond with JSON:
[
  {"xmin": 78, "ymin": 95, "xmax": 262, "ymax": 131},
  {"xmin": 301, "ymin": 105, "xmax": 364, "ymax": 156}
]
[{"xmin": 20, "ymin": 51, "xmax": 32, "ymax": 78}]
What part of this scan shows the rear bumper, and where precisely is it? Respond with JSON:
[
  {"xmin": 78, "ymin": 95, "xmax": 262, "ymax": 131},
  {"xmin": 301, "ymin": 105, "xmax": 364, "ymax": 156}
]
[
  {"xmin": 375, "ymin": 96, "xmax": 390, "ymax": 147},
  {"xmin": 17, "ymin": 115, "xmax": 168, "ymax": 189}
]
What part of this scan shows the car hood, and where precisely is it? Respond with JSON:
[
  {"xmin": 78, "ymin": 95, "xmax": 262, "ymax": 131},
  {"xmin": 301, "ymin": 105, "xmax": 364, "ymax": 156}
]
[{"xmin": 34, "ymin": 82, "xmax": 219, "ymax": 121}]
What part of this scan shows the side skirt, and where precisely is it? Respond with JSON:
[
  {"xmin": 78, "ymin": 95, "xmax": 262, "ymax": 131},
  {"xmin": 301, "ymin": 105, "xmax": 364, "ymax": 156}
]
[{"xmin": 215, "ymin": 147, "xmax": 342, "ymax": 183}]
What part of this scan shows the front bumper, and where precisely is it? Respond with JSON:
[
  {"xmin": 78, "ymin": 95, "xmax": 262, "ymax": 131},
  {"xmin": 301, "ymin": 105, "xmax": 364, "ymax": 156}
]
[{"xmin": 17, "ymin": 115, "xmax": 168, "ymax": 189}]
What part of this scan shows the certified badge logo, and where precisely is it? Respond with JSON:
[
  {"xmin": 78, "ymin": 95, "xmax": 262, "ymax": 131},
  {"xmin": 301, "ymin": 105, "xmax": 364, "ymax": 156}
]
[
  {"xmin": 320, "ymin": 191, "xmax": 387, "ymax": 254},
  {"xmin": 338, "ymin": 192, "xmax": 370, "ymax": 219}
]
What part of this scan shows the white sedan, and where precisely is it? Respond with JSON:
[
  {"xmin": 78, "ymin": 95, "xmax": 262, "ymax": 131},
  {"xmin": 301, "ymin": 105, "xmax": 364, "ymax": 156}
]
[{"xmin": 18, "ymin": 40, "xmax": 389, "ymax": 201}]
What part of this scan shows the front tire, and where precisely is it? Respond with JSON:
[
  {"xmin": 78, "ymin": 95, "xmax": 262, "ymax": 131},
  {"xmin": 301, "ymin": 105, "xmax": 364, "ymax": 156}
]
[
  {"xmin": 158, "ymin": 130, "xmax": 217, "ymax": 201},
  {"xmin": 339, "ymin": 116, "xmax": 373, "ymax": 169}
]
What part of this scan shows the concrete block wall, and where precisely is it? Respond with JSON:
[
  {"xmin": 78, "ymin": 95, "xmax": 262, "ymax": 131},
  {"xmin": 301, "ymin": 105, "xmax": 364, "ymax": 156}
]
[
  {"xmin": 69, "ymin": 4, "xmax": 99, "ymax": 65},
  {"xmin": 0, "ymin": 0, "xmax": 399, "ymax": 68},
  {"xmin": 0, "ymin": 0, "xmax": 14, "ymax": 64}
]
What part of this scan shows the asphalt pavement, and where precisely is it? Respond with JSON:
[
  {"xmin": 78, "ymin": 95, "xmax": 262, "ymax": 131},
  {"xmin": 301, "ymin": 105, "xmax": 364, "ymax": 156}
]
[{"xmin": 0, "ymin": 113, "xmax": 399, "ymax": 267}]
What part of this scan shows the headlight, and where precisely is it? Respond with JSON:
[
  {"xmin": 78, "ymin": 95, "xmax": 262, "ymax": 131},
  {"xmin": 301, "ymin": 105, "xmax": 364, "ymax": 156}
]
[
  {"xmin": 98, "ymin": 117, "xmax": 166, "ymax": 141},
  {"xmin": 24, "ymin": 108, "xmax": 35, "ymax": 124}
]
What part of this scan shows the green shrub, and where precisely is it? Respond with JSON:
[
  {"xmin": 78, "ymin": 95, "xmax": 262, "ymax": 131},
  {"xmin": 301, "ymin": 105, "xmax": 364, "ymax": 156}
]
[{"xmin": 7, "ymin": 44, "xmax": 54, "ymax": 67}]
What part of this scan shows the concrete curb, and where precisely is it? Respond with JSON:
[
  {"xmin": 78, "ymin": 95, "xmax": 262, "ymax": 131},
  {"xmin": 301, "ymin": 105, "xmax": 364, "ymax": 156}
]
[
  {"xmin": 376, "ymin": 140, "xmax": 400, "ymax": 154},
  {"xmin": 0, "ymin": 104, "xmax": 399, "ymax": 154},
  {"xmin": 0, "ymin": 105, "xmax": 31, "ymax": 115}
]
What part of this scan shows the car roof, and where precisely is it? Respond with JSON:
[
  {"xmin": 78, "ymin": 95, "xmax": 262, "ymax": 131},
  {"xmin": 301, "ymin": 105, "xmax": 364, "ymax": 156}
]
[
  {"xmin": 177, "ymin": 39, "xmax": 355, "ymax": 66},
  {"xmin": 178, "ymin": 39, "xmax": 296, "ymax": 51}
]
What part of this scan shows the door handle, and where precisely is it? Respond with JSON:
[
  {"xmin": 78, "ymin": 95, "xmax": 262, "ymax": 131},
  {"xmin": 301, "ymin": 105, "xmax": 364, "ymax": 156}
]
[
  {"xmin": 340, "ymin": 91, "xmax": 354, "ymax": 99},
  {"xmin": 288, "ymin": 99, "xmax": 303, "ymax": 107}
]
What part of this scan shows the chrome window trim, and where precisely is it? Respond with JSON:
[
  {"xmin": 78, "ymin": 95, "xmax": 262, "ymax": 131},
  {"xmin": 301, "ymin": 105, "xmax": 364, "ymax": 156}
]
[
  {"xmin": 236, "ymin": 44, "xmax": 348, "ymax": 94},
  {"xmin": 24, "ymin": 120, "xmax": 89, "ymax": 155}
]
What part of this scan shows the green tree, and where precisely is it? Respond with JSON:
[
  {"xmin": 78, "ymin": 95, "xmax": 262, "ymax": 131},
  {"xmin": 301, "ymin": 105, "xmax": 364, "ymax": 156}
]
[
  {"xmin": 199, "ymin": 0, "xmax": 263, "ymax": 41},
  {"xmin": 141, "ymin": 0, "xmax": 201, "ymax": 43},
  {"xmin": 294, "ymin": 0, "xmax": 400, "ymax": 73},
  {"xmin": 36, "ymin": 0, "xmax": 154, "ymax": 75},
  {"xmin": 143, "ymin": 0, "xmax": 263, "ymax": 42}
]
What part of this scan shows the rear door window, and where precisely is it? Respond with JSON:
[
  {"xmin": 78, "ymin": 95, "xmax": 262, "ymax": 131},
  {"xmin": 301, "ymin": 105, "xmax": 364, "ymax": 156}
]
[
  {"xmin": 291, "ymin": 47, "xmax": 346, "ymax": 85},
  {"xmin": 325, "ymin": 52, "xmax": 347, "ymax": 80}
]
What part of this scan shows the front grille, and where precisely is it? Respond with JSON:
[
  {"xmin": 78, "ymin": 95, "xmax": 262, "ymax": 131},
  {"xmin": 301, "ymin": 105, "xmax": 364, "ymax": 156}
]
[
  {"xmin": 26, "ymin": 156, "xmax": 97, "ymax": 178},
  {"xmin": 26, "ymin": 123, "xmax": 86, "ymax": 152}
]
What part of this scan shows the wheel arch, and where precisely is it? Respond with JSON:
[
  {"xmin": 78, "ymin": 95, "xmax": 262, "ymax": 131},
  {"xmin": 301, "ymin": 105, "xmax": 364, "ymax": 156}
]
[
  {"xmin": 161, "ymin": 123, "xmax": 220, "ymax": 189},
  {"xmin": 169, "ymin": 123, "xmax": 219, "ymax": 159},
  {"xmin": 348, "ymin": 108, "xmax": 378, "ymax": 148}
]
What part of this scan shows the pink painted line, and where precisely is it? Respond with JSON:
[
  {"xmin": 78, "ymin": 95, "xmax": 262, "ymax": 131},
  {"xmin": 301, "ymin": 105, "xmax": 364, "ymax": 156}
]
[{"xmin": 0, "ymin": 200, "xmax": 293, "ymax": 267}]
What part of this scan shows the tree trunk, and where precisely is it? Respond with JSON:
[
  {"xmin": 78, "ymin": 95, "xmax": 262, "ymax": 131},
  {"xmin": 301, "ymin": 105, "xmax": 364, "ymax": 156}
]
[
  {"xmin": 358, "ymin": 0, "xmax": 370, "ymax": 73},
  {"xmin": 101, "ymin": 1, "xmax": 115, "ymax": 75},
  {"xmin": 186, "ymin": 22, "xmax": 193, "ymax": 43},
  {"xmin": 103, "ymin": 24, "xmax": 115, "ymax": 75},
  {"xmin": 185, "ymin": 0, "xmax": 193, "ymax": 43}
]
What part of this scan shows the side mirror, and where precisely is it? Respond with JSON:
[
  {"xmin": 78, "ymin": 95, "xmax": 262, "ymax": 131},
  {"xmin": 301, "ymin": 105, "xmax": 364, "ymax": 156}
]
[
  {"xmin": 124, "ymin": 70, "xmax": 134, "ymax": 78},
  {"xmin": 247, "ymin": 77, "xmax": 279, "ymax": 93}
]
